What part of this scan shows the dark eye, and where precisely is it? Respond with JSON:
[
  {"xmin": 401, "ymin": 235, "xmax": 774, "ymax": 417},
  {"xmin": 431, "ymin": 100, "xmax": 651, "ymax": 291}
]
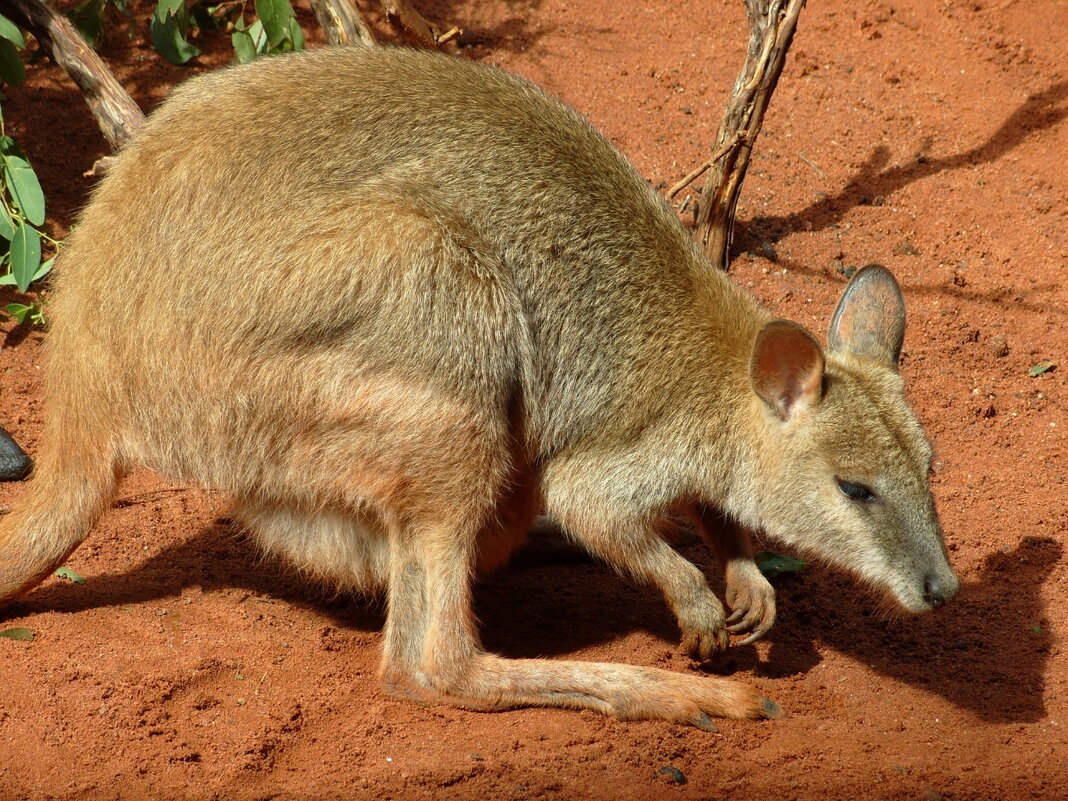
[{"xmin": 837, "ymin": 479, "xmax": 875, "ymax": 502}]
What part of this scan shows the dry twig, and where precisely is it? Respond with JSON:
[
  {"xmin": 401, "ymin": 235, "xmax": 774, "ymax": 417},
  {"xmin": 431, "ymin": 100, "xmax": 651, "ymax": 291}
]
[
  {"xmin": 309, "ymin": 0, "xmax": 377, "ymax": 46},
  {"xmin": 691, "ymin": 0, "xmax": 807, "ymax": 269},
  {"xmin": 0, "ymin": 0, "xmax": 145, "ymax": 150}
]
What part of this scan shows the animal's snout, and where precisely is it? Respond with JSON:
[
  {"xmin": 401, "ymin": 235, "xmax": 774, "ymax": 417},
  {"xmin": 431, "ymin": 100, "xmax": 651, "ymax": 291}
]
[
  {"xmin": 922, "ymin": 571, "xmax": 959, "ymax": 609},
  {"xmin": 923, "ymin": 575, "xmax": 945, "ymax": 608}
]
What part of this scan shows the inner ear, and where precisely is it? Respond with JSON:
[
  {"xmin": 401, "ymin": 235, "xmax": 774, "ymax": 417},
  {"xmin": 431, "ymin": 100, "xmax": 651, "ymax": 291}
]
[
  {"xmin": 750, "ymin": 320, "xmax": 825, "ymax": 421},
  {"xmin": 828, "ymin": 263, "xmax": 906, "ymax": 367}
]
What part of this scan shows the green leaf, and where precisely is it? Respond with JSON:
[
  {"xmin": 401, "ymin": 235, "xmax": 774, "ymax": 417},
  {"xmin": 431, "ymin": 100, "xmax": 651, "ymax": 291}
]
[
  {"xmin": 1028, "ymin": 361, "xmax": 1055, "ymax": 377},
  {"xmin": 0, "ymin": 626, "xmax": 33, "ymax": 641},
  {"xmin": 67, "ymin": 0, "xmax": 107, "ymax": 48},
  {"xmin": 255, "ymin": 0, "xmax": 294, "ymax": 48},
  {"xmin": 4, "ymin": 302, "xmax": 31, "ymax": 323},
  {"xmin": 155, "ymin": 0, "xmax": 185, "ymax": 18},
  {"xmin": 1030, "ymin": 623, "xmax": 1043, "ymax": 635},
  {"xmin": 0, "ymin": 202, "xmax": 15, "ymax": 240},
  {"xmin": 54, "ymin": 566, "xmax": 86, "ymax": 583},
  {"xmin": 3, "ymin": 154, "xmax": 45, "ymax": 225},
  {"xmin": 755, "ymin": 551, "xmax": 806, "ymax": 580},
  {"xmin": 0, "ymin": 37, "xmax": 25, "ymax": 86},
  {"xmin": 231, "ymin": 28, "xmax": 256, "ymax": 64},
  {"xmin": 286, "ymin": 15, "xmax": 304, "ymax": 51},
  {"xmin": 0, "ymin": 14, "xmax": 25, "ymax": 48},
  {"xmin": 151, "ymin": 10, "xmax": 200, "ymax": 65},
  {"xmin": 0, "ymin": 274, "xmax": 15, "ymax": 285},
  {"xmin": 32, "ymin": 255, "xmax": 54, "ymax": 282},
  {"xmin": 10, "ymin": 221, "xmax": 40, "ymax": 292}
]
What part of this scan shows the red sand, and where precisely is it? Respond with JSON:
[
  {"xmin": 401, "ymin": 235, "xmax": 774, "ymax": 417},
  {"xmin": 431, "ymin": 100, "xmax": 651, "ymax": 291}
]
[{"xmin": 0, "ymin": 1, "xmax": 1065, "ymax": 798}]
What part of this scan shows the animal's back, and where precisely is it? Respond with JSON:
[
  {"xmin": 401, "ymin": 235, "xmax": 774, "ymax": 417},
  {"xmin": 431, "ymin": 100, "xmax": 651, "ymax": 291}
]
[{"xmin": 53, "ymin": 47, "xmax": 756, "ymax": 493}]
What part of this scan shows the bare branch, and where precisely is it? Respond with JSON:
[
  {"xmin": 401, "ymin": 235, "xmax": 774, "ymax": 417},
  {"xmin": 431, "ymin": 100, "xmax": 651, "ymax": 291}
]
[
  {"xmin": 0, "ymin": 0, "xmax": 145, "ymax": 151},
  {"xmin": 308, "ymin": 0, "xmax": 377, "ymax": 46},
  {"xmin": 691, "ymin": 0, "xmax": 807, "ymax": 269}
]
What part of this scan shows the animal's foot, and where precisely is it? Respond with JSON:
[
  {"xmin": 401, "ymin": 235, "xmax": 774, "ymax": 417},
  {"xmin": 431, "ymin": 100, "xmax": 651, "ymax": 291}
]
[{"xmin": 725, "ymin": 560, "xmax": 776, "ymax": 645}]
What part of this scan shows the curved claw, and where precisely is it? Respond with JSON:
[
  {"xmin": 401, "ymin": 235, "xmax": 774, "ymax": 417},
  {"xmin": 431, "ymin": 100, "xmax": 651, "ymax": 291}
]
[
  {"xmin": 681, "ymin": 625, "xmax": 730, "ymax": 661},
  {"xmin": 726, "ymin": 605, "xmax": 765, "ymax": 634},
  {"xmin": 723, "ymin": 561, "xmax": 776, "ymax": 644}
]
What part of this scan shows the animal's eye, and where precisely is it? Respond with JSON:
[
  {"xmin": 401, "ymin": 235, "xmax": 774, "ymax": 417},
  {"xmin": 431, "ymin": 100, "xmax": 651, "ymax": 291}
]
[{"xmin": 837, "ymin": 479, "xmax": 875, "ymax": 502}]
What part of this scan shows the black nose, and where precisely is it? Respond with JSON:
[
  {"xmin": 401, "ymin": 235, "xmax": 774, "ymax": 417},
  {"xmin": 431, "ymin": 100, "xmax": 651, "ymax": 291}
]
[{"xmin": 923, "ymin": 575, "xmax": 945, "ymax": 608}]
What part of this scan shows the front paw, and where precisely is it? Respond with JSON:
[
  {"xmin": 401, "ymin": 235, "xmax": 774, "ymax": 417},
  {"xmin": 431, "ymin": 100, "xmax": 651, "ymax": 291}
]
[
  {"xmin": 677, "ymin": 594, "xmax": 730, "ymax": 661},
  {"xmin": 725, "ymin": 560, "xmax": 776, "ymax": 645}
]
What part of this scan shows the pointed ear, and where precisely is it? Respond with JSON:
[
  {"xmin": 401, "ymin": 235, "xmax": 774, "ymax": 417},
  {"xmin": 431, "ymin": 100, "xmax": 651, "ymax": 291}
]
[
  {"xmin": 828, "ymin": 264, "xmax": 906, "ymax": 367},
  {"xmin": 750, "ymin": 320, "xmax": 825, "ymax": 421}
]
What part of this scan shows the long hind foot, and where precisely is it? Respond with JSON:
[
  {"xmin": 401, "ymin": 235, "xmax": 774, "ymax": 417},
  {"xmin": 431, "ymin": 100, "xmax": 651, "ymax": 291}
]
[{"xmin": 383, "ymin": 652, "xmax": 782, "ymax": 728}]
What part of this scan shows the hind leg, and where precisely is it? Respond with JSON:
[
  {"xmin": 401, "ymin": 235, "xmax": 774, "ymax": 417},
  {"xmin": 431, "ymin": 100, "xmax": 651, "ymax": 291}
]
[{"xmin": 378, "ymin": 507, "xmax": 777, "ymax": 724}]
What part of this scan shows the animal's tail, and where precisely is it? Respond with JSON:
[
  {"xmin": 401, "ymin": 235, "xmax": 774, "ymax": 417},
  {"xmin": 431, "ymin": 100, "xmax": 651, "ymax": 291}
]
[{"xmin": 0, "ymin": 398, "xmax": 120, "ymax": 603}]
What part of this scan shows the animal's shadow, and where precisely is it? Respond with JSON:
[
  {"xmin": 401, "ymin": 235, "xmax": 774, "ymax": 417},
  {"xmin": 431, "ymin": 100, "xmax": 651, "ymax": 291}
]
[
  {"xmin": 5, "ymin": 513, "xmax": 1057, "ymax": 726},
  {"xmin": 731, "ymin": 79, "xmax": 1068, "ymax": 254}
]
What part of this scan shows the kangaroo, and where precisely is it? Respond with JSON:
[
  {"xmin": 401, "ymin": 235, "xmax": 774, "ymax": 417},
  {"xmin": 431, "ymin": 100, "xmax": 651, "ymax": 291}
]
[{"xmin": 0, "ymin": 46, "xmax": 958, "ymax": 727}]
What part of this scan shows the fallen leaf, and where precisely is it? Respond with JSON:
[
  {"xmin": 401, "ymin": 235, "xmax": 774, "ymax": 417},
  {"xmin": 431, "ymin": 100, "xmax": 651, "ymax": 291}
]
[
  {"xmin": 54, "ymin": 566, "xmax": 86, "ymax": 584},
  {"xmin": 755, "ymin": 551, "xmax": 806, "ymax": 579}
]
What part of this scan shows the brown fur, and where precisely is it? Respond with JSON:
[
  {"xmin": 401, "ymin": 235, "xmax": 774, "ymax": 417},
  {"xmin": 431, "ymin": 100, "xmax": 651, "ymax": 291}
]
[{"xmin": 0, "ymin": 47, "xmax": 958, "ymax": 726}]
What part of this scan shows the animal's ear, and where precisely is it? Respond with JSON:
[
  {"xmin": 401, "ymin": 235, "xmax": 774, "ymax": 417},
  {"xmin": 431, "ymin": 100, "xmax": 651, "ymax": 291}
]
[
  {"xmin": 750, "ymin": 320, "xmax": 825, "ymax": 421},
  {"xmin": 828, "ymin": 264, "xmax": 905, "ymax": 368}
]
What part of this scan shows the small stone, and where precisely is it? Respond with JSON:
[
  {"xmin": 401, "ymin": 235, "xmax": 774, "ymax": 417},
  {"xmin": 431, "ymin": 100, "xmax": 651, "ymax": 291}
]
[
  {"xmin": 837, "ymin": 264, "xmax": 858, "ymax": 279},
  {"xmin": 989, "ymin": 335, "xmax": 1009, "ymax": 358},
  {"xmin": 893, "ymin": 240, "xmax": 920, "ymax": 256},
  {"xmin": 921, "ymin": 787, "xmax": 943, "ymax": 801},
  {"xmin": 657, "ymin": 765, "xmax": 687, "ymax": 784}
]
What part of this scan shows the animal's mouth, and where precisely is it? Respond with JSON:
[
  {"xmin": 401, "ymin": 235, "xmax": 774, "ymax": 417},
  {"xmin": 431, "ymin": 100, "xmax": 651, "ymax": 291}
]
[{"xmin": 894, "ymin": 571, "xmax": 960, "ymax": 614}]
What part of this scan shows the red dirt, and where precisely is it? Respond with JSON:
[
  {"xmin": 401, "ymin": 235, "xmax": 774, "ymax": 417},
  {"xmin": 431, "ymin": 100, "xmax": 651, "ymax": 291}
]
[{"xmin": 1, "ymin": 1, "xmax": 1066, "ymax": 799}]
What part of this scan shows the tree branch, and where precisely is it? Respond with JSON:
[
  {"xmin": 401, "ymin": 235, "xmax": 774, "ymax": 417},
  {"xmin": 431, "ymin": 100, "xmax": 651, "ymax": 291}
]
[
  {"xmin": 308, "ymin": 0, "xmax": 377, "ymax": 47},
  {"xmin": 691, "ymin": 0, "xmax": 806, "ymax": 269},
  {"xmin": 0, "ymin": 0, "xmax": 145, "ymax": 151}
]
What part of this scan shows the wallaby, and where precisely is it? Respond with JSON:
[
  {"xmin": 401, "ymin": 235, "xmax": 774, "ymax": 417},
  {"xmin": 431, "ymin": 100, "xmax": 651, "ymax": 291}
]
[{"xmin": 0, "ymin": 46, "xmax": 958, "ymax": 727}]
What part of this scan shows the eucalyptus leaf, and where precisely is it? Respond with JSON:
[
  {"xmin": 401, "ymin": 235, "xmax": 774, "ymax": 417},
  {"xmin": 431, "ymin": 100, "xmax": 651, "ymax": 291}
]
[
  {"xmin": 54, "ymin": 566, "xmax": 86, "ymax": 584},
  {"xmin": 287, "ymin": 15, "xmax": 304, "ymax": 51},
  {"xmin": 0, "ymin": 36, "xmax": 25, "ymax": 87},
  {"xmin": 4, "ymin": 302, "xmax": 30, "ymax": 323},
  {"xmin": 231, "ymin": 28, "xmax": 257, "ymax": 64},
  {"xmin": 255, "ymin": 0, "xmax": 294, "ymax": 48},
  {"xmin": 0, "ymin": 202, "xmax": 14, "ymax": 240},
  {"xmin": 754, "ymin": 551, "xmax": 805, "ymax": 580},
  {"xmin": 151, "ymin": 10, "xmax": 200, "ymax": 65},
  {"xmin": 155, "ymin": 0, "xmax": 184, "ymax": 18},
  {"xmin": 0, "ymin": 14, "xmax": 25, "ymax": 48},
  {"xmin": 32, "ymin": 255, "xmax": 54, "ymax": 282},
  {"xmin": 0, "ymin": 626, "xmax": 33, "ymax": 641},
  {"xmin": 3, "ymin": 154, "xmax": 45, "ymax": 225},
  {"xmin": 10, "ymin": 221, "xmax": 40, "ymax": 292},
  {"xmin": 248, "ymin": 19, "xmax": 268, "ymax": 53}
]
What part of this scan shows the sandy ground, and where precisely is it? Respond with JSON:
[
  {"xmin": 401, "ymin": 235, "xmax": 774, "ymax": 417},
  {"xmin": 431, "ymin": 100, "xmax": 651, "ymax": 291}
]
[{"xmin": 0, "ymin": 0, "xmax": 1065, "ymax": 798}]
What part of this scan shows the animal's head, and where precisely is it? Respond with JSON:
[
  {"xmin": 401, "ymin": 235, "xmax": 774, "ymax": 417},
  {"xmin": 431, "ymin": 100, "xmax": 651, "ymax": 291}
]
[{"xmin": 746, "ymin": 264, "xmax": 958, "ymax": 613}]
